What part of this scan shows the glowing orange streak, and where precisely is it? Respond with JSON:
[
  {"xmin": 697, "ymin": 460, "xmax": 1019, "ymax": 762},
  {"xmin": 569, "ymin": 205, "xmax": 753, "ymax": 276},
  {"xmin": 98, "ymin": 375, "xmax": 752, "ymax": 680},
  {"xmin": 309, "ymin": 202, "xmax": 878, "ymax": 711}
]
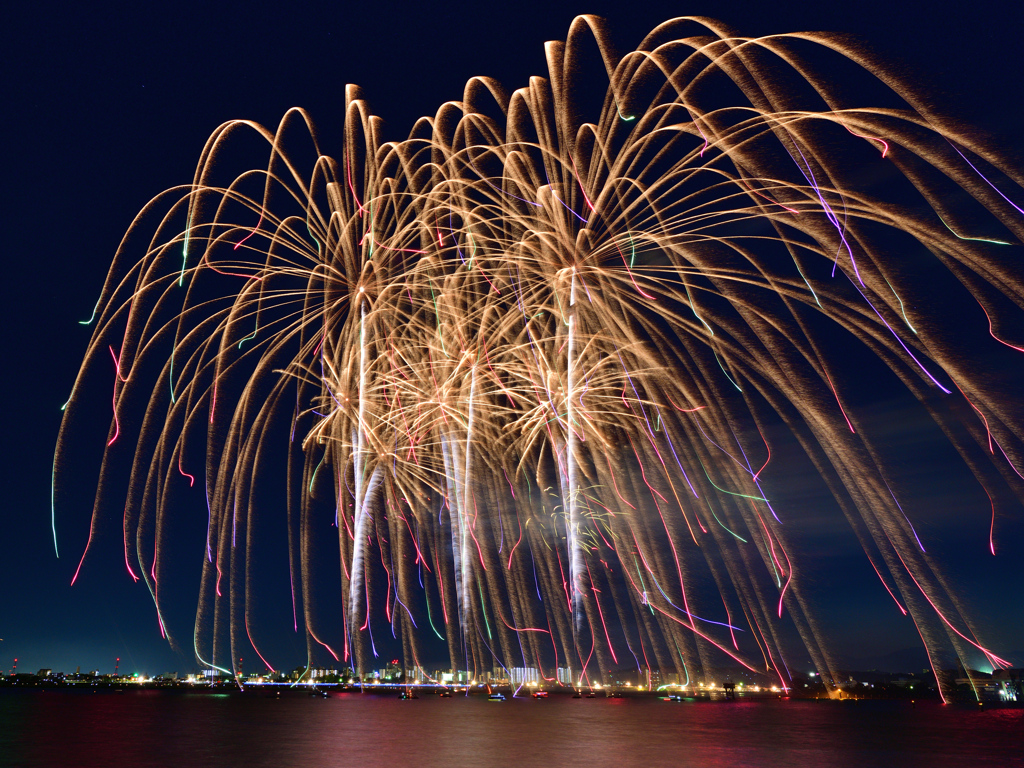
[
  {"xmin": 695, "ymin": 512, "xmax": 708, "ymax": 535},
  {"xmin": 822, "ymin": 367, "xmax": 855, "ymax": 433},
  {"xmin": 201, "ymin": 247, "xmax": 264, "ymax": 281},
  {"xmin": 245, "ymin": 616, "xmax": 277, "ymax": 671},
  {"xmin": 721, "ymin": 594, "xmax": 738, "ymax": 650},
  {"xmin": 628, "ymin": 517, "xmax": 694, "ymax": 637},
  {"xmin": 507, "ymin": 508, "xmax": 524, "ymax": 570},
  {"xmin": 577, "ymin": 614, "xmax": 598, "ymax": 687},
  {"xmin": 716, "ymin": 600, "xmax": 788, "ymax": 689},
  {"xmin": 109, "ymin": 345, "xmax": 129, "ymax": 382},
  {"xmin": 691, "ymin": 111, "xmax": 709, "ymax": 156},
  {"xmin": 501, "ymin": 467, "xmax": 516, "ymax": 499},
  {"xmin": 379, "ymin": 525, "xmax": 393, "ymax": 623},
  {"xmin": 760, "ymin": 642, "xmax": 790, "ymax": 691},
  {"xmin": 568, "ymin": 153, "xmax": 595, "ymax": 211},
  {"xmin": 425, "ymin": 353, "xmax": 448, "ymax": 427},
  {"xmin": 769, "ymin": 515, "xmax": 794, "ymax": 618},
  {"xmin": 631, "ymin": 407, "xmax": 701, "ymax": 544},
  {"xmin": 476, "ymin": 265, "xmax": 501, "ymax": 294},
  {"xmin": 312, "ymin": 331, "xmax": 326, "ymax": 358},
  {"xmin": 338, "ymin": 497, "xmax": 354, "ymax": 539},
  {"xmin": 647, "ymin": 599, "xmax": 758, "ymax": 672},
  {"xmin": 842, "ymin": 123, "xmax": 889, "ymax": 157},
  {"xmin": 70, "ymin": 523, "xmax": 94, "ymax": 586},
  {"xmin": 743, "ymin": 609, "xmax": 773, "ymax": 672},
  {"xmin": 433, "ymin": 547, "xmax": 449, "ymax": 624},
  {"xmin": 467, "ymin": 496, "xmax": 488, "ymax": 571},
  {"xmin": 665, "ymin": 395, "xmax": 705, "ymax": 413},
  {"xmin": 396, "ymin": 508, "xmax": 431, "ymax": 573},
  {"xmin": 982, "ymin": 486, "xmax": 996, "ymax": 556},
  {"xmin": 636, "ymin": 410, "xmax": 671, "ymax": 473},
  {"xmin": 740, "ymin": 179, "xmax": 800, "ymax": 213},
  {"xmin": 483, "ymin": 341, "xmax": 511, "ymax": 405},
  {"xmin": 592, "ymin": 520, "xmax": 615, "ymax": 550},
  {"xmin": 621, "ymin": 556, "xmax": 758, "ymax": 674},
  {"xmin": 498, "ymin": 614, "xmax": 550, "ymax": 634},
  {"xmin": 586, "ymin": 561, "xmax": 618, "ymax": 664},
  {"xmin": 345, "ymin": 148, "xmax": 366, "ymax": 215},
  {"xmin": 625, "ymin": 433, "xmax": 668, "ymax": 503},
  {"xmin": 576, "ymin": 269, "xmax": 595, "ymax": 304},
  {"xmin": 584, "ymin": 492, "xmax": 617, "ymax": 518},
  {"xmin": 629, "ymin": 533, "xmax": 657, "ymax": 577},
  {"xmin": 615, "ymin": 566, "xmax": 655, "ymax": 684},
  {"xmin": 392, "ymin": 391, "xmax": 419, "ymax": 464},
  {"xmin": 753, "ymin": 423, "xmax": 772, "ymax": 481},
  {"xmin": 360, "ymin": 558, "xmax": 372, "ymax": 630},
  {"xmin": 233, "ymin": 211, "xmax": 264, "ymax": 250},
  {"xmin": 865, "ymin": 554, "xmax": 908, "ymax": 615},
  {"xmin": 106, "ymin": 350, "xmax": 121, "ymax": 447},
  {"xmin": 155, "ymin": 600, "xmax": 167, "ymax": 639},
  {"xmin": 339, "ymin": 540, "xmax": 351, "ymax": 579},
  {"xmin": 123, "ymin": 504, "xmax": 139, "ymax": 582},
  {"xmin": 308, "ymin": 627, "xmax": 340, "ymax": 661},
  {"xmin": 544, "ymin": 611, "xmax": 563, "ymax": 683},
  {"xmin": 150, "ymin": 532, "xmax": 164, "ymax": 638},
  {"xmin": 388, "ymin": 337, "xmax": 409, "ymax": 379},
  {"xmin": 611, "ymin": 238, "xmax": 657, "ymax": 300},
  {"xmin": 888, "ymin": 533, "xmax": 1009, "ymax": 666},
  {"xmin": 977, "ymin": 298, "xmax": 1024, "ymax": 353},
  {"xmin": 994, "ymin": 438, "xmax": 1024, "ymax": 481},
  {"xmin": 178, "ymin": 451, "xmax": 195, "ymax": 487},
  {"xmin": 554, "ymin": 546, "xmax": 572, "ymax": 610},
  {"xmin": 906, "ymin": 609, "xmax": 946, "ymax": 704},
  {"xmin": 755, "ymin": 509, "xmax": 785, "ymax": 584},
  {"xmin": 358, "ymin": 232, "xmax": 425, "ymax": 254}
]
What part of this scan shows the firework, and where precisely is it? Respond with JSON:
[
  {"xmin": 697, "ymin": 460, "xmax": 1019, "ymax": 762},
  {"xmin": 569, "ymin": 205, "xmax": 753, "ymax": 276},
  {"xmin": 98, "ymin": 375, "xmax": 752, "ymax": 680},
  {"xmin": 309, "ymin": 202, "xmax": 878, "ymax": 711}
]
[{"xmin": 56, "ymin": 16, "xmax": 1024, "ymax": 697}]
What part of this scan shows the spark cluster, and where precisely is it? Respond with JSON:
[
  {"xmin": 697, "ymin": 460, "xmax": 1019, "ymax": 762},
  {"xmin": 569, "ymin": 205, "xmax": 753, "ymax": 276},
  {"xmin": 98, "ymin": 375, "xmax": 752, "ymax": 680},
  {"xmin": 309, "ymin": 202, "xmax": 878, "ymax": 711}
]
[{"xmin": 56, "ymin": 16, "xmax": 1024, "ymax": 698}]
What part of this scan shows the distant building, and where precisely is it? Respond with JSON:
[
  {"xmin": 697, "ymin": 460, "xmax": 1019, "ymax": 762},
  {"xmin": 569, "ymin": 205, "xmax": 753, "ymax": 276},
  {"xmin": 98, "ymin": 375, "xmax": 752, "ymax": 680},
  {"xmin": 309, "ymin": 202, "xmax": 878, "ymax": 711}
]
[
  {"xmin": 509, "ymin": 667, "xmax": 540, "ymax": 685},
  {"xmin": 437, "ymin": 670, "xmax": 469, "ymax": 684},
  {"xmin": 988, "ymin": 668, "xmax": 1022, "ymax": 702}
]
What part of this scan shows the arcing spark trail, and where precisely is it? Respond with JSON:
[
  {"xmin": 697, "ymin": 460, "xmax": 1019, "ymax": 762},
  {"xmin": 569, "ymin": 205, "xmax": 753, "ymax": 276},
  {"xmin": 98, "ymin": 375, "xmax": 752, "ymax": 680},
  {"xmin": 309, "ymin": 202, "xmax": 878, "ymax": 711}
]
[{"xmin": 56, "ymin": 16, "xmax": 1024, "ymax": 698}]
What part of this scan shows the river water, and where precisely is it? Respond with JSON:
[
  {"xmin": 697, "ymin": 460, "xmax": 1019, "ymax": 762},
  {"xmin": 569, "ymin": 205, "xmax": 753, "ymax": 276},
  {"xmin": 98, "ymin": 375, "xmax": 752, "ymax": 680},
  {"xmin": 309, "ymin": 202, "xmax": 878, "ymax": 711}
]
[{"xmin": 1, "ymin": 690, "xmax": 1020, "ymax": 767}]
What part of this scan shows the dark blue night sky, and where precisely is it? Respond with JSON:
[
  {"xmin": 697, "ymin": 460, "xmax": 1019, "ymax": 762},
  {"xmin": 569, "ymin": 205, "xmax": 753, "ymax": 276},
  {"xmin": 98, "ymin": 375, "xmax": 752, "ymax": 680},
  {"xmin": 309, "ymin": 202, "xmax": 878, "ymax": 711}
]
[{"xmin": 4, "ymin": 0, "xmax": 1024, "ymax": 677}]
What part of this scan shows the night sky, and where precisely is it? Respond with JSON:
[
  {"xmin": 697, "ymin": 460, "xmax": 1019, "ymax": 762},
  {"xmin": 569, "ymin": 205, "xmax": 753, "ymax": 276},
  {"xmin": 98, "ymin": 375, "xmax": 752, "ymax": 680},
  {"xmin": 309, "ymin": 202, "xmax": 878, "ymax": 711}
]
[{"xmin": 4, "ymin": 0, "xmax": 1024, "ymax": 677}]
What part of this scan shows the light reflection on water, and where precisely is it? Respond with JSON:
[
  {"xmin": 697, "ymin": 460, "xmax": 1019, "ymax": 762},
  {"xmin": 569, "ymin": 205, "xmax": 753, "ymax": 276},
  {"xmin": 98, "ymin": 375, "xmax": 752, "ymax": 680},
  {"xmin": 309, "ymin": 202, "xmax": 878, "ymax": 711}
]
[{"xmin": 1, "ymin": 691, "xmax": 1021, "ymax": 768}]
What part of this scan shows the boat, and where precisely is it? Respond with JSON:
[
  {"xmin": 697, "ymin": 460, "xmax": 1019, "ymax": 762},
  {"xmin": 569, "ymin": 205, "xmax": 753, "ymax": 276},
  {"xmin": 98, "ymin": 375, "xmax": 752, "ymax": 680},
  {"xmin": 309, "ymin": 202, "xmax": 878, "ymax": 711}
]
[
  {"xmin": 439, "ymin": 689, "xmax": 453, "ymax": 698},
  {"xmin": 399, "ymin": 690, "xmax": 419, "ymax": 700},
  {"xmin": 488, "ymin": 692, "xmax": 506, "ymax": 701},
  {"xmin": 531, "ymin": 690, "xmax": 549, "ymax": 699}
]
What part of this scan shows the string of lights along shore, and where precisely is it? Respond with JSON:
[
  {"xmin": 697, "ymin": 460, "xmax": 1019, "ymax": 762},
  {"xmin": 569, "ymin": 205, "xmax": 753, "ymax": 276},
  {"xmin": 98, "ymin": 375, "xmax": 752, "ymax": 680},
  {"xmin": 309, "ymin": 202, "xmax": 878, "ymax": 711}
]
[{"xmin": 54, "ymin": 15, "xmax": 1024, "ymax": 701}]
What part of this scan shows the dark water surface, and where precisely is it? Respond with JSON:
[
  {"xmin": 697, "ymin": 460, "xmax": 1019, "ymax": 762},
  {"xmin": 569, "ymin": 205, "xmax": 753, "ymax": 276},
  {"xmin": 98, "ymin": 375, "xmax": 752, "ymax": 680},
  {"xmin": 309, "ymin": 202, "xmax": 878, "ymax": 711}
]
[{"xmin": 1, "ymin": 690, "xmax": 1021, "ymax": 768}]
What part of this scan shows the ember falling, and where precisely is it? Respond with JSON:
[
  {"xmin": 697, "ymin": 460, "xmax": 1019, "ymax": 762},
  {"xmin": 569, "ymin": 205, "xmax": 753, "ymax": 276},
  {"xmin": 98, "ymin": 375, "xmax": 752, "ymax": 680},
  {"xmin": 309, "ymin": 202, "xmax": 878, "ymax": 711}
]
[{"xmin": 54, "ymin": 16, "xmax": 1024, "ymax": 699}]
